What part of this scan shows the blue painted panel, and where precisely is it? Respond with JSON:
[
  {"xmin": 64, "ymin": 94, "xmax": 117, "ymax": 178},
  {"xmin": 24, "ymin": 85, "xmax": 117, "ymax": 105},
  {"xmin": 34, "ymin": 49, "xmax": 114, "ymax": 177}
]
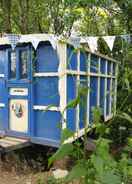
[
  {"xmin": 90, "ymin": 54, "xmax": 98, "ymax": 73},
  {"xmin": 113, "ymin": 63, "xmax": 116, "ymax": 76},
  {"xmin": 35, "ymin": 111, "xmax": 61, "ymax": 141},
  {"xmin": 67, "ymin": 45, "xmax": 77, "ymax": 70},
  {"xmin": 36, "ymin": 42, "xmax": 59, "ymax": 72},
  {"xmin": 0, "ymin": 108, "xmax": 4, "ymax": 130},
  {"xmin": 89, "ymin": 76, "xmax": 98, "ymax": 123},
  {"xmin": 107, "ymin": 61, "xmax": 111, "ymax": 74},
  {"xmin": 67, "ymin": 75, "xmax": 77, "ymax": 131},
  {"xmin": 0, "ymin": 79, "xmax": 5, "ymax": 102},
  {"xmin": 111, "ymin": 79, "xmax": 115, "ymax": 113},
  {"xmin": 100, "ymin": 77, "xmax": 105, "ymax": 115},
  {"xmin": 100, "ymin": 58, "xmax": 106, "ymax": 74},
  {"xmin": 80, "ymin": 51, "xmax": 87, "ymax": 72},
  {"xmin": 79, "ymin": 76, "xmax": 87, "ymax": 129},
  {"xmin": 0, "ymin": 50, "xmax": 5, "ymax": 74},
  {"xmin": 106, "ymin": 78, "xmax": 111, "ymax": 115},
  {"xmin": 34, "ymin": 77, "xmax": 60, "ymax": 106}
]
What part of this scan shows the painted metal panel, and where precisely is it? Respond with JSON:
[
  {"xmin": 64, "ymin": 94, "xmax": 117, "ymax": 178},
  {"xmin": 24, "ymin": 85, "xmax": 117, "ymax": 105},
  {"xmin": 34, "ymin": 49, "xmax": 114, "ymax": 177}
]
[
  {"xmin": 89, "ymin": 76, "xmax": 98, "ymax": 123},
  {"xmin": 0, "ymin": 50, "xmax": 6, "ymax": 74},
  {"xmin": 36, "ymin": 42, "xmax": 59, "ymax": 72},
  {"xmin": 34, "ymin": 77, "xmax": 60, "ymax": 106},
  {"xmin": 107, "ymin": 61, "xmax": 111, "ymax": 75},
  {"xmin": 106, "ymin": 78, "xmax": 111, "ymax": 115},
  {"xmin": 67, "ymin": 45, "xmax": 77, "ymax": 70},
  {"xmin": 79, "ymin": 76, "xmax": 87, "ymax": 129},
  {"xmin": 67, "ymin": 75, "xmax": 77, "ymax": 131},
  {"xmin": 90, "ymin": 54, "xmax": 98, "ymax": 73},
  {"xmin": 100, "ymin": 58, "xmax": 106, "ymax": 74},
  {"xmin": 0, "ymin": 79, "xmax": 6, "ymax": 103},
  {"xmin": 100, "ymin": 77, "xmax": 105, "ymax": 117},
  {"xmin": 0, "ymin": 108, "xmax": 4, "ymax": 130},
  {"xmin": 34, "ymin": 111, "xmax": 61, "ymax": 141},
  {"xmin": 80, "ymin": 51, "xmax": 87, "ymax": 72}
]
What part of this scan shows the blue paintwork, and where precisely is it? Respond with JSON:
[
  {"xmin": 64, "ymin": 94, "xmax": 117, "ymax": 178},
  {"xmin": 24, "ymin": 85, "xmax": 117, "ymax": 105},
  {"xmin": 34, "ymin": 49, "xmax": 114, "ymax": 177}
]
[
  {"xmin": 67, "ymin": 75, "xmax": 77, "ymax": 131},
  {"xmin": 36, "ymin": 42, "xmax": 59, "ymax": 72},
  {"xmin": 34, "ymin": 110, "xmax": 61, "ymax": 141},
  {"xmin": 100, "ymin": 77, "xmax": 105, "ymax": 116},
  {"xmin": 67, "ymin": 45, "xmax": 77, "ymax": 70},
  {"xmin": 89, "ymin": 76, "xmax": 98, "ymax": 123},
  {"xmin": 107, "ymin": 61, "xmax": 111, "ymax": 74},
  {"xmin": 34, "ymin": 77, "xmax": 60, "ymax": 106},
  {"xmin": 100, "ymin": 58, "xmax": 106, "ymax": 74},
  {"xmin": 80, "ymin": 51, "xmax": 87, "ymax": 72},
  {"xmin": 90, "ymin": 54, "xmax": 98, "ymax": 73},
  {"xmin": 0, "ymin": 41, "xmax": 116, "ymax": 148}
]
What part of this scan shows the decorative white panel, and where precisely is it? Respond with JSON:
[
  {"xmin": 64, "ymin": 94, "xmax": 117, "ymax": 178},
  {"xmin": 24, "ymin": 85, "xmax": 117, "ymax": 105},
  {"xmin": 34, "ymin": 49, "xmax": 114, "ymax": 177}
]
[{"xmin": 9, "ymin": 88, "xmax": 28, "ymax": 96}]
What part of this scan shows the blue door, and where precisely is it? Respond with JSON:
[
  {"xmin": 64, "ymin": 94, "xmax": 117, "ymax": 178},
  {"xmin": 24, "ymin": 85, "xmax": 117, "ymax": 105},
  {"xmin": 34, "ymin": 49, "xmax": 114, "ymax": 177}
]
[{"xmin": 6, "ymin": 45, "xmax": 33, "ymax": 137}]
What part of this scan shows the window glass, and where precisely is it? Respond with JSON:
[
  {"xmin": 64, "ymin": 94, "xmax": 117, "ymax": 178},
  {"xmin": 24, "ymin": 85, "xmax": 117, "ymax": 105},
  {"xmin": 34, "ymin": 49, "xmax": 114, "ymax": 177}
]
[
  {"xmin": 20, "ymin": 50, "xmax": 28, "ymax": 79},
  {"xmin": 10, "ymin": 51, "xmax": 16, "ymax": 78}
]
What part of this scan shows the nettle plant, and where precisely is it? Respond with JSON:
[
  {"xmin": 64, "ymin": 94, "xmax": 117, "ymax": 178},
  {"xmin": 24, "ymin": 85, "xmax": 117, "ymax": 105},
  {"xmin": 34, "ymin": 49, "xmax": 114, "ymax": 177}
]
[{"xmin": 48, "ymin": 85, "xmax": 132, "ymax": 184}]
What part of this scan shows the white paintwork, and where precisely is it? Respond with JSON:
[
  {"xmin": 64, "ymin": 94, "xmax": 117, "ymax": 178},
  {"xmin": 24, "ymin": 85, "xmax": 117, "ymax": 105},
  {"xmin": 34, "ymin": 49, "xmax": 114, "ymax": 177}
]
[
  {"xmin": 0, "ymin": 74, "xmax": 4, "ymax": 78},
  {"xmin": 76, "ymin": 50, "xmax": 80, "ymax": 131},
  {"xmin": 33, "ymin": 105, "xmax": 60, "ymax": 111},
  {"xmin": 0, "ymin": 103, "xmax": 5, "ymax": 108},
  {"xmin": 87, "ymin": 53, "xmax": 91, "ymax": 125},
  {"xmin": 57, "ymin": 42, "xmax": 67, "ymax": 129},
  {"xmin": 34, "ymin": 72, "xmax": 59, "ymax": 77},
  {"xmin": 9, "ymin": 88, "xmax": 28, "ymax": 96},
  {"xmin": 104, "ymin": 60, "xmax": 108, "ymax": 119},
  {"xmin": 97, "ymin": 57, "xmax": 101, "ymax": 106},
  {"xmin": 10, "ymin": 99, "xmax": 28, "ymax": 133}
]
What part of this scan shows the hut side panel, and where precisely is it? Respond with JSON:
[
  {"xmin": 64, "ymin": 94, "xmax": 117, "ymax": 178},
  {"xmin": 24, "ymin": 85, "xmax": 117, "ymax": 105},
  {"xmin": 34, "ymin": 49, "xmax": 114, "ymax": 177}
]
[{"xmin": 33, "ymin": 42, "xmax": 61, "ymax": 142}]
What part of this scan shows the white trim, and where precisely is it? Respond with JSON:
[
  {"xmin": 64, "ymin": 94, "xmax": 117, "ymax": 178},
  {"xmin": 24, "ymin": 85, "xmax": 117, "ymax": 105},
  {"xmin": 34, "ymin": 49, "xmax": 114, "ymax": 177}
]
[
  {"xmin": 76, "ymin": 50, "xmax": 80, "ymax": 131},
  {"xmin": 57, "ymin": 42, "xmax": 67, "ymax": 129},
  {"xmin": 33, "ymin": 105, "xmax": 60, "ymax": 111},
  {"xmin": 67, "ymin": 70, "xmax": 86, "ymax": 75},
  {"xmin": 34, "ymin": 72, "xmax": 59, "ymax": 77},
  {"xmin": 114, "ymin": 63, "xmax": 118, "ymax": 115},
  {"xmin": 87, "ymin": 53, "xmax": 91, "ymax": 125},
  {"xmin": 104, "ymin": 60, "xmax": 108, "ymax": 118},
  {"xmin": 0, "ymin": 74, "xmax": 4, "ymax": 78},
  {"xmin": 0, "ymin": 103, "xmax": 5, "ymax": 108},
  {"xmin": 105, "ymin": 114, "xmax": 113, "ymax": 121},
  {"xmin": 97, "ymin": 57, "xmax": 101, "ymax": 106}
]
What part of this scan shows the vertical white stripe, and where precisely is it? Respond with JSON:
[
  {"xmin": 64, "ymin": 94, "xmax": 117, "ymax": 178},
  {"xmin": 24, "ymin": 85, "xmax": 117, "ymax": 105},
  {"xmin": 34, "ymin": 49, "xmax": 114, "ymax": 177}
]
[
  {"xmin": 97, "ymin": 57, "xmax": 101, "ymax": 106},
  {"xmin": 57, "ymin": 42, "xmax": 67, "ymax": 129},
  {"xmin": 104, "ymin": 60, "xmax": 108, "ymax": 119},
  {"xmin": 109, "ymin": 62, "xmax": 113, "ymax": 115},
  {"xmin": 114, "ymin": 63, "xmax": 118, "ymax": 115},
  {"xmin": 87, "ymin": 53, "xmax": 91, "ymax": 125},
  {"xmin": 76, "ymin": 50, "xmax": 80, "ymax": 131}
]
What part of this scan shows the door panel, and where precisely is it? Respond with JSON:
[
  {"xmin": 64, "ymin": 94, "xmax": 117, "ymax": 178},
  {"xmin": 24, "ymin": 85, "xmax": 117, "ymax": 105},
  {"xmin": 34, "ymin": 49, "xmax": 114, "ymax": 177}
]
[{"xmin": 9, "ymin": 99, "xmax": 28, "ymax": 133}]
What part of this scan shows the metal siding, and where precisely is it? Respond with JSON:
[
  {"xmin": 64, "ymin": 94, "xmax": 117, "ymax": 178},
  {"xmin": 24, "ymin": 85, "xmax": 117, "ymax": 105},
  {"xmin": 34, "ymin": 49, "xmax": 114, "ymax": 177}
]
[
  {"xmin": 100, "ymin": 58, "xmax": 106, "ymax": 74},
  {"xmin": 107, "ymin": 61, "xmax": 111, "ymax": 74},
  {"xmin": 80, "ymin": 51, "xmax": 87, "ymax": 71},
  {"xmin": 0, "ymin": 50, "xmax": 5, "ymax": 74},
  {"xmin": 79, "ymin": 76, "xmax": 87, "ymax": 129},
  {"xmin": 34, "ymin": 77, "xmax": 60, "ymax": 106},
  {"xmin": 67, "ymin": 75, "xmax": 77, "ymax": 131},
  {"xmin": 90, "ymin": 54, "xmax": 98, "ymax": 73},
  {"xmin": 34, "ymin": 111, "xmax": 61, "ymax": 141},
  {"xmin": 36, "ymin": 43, "xmax": 59, "ymax": 72},
  {"xmin": 89, "ymin": 76, "xmax": 98, "ymax": 123},
  {"xmin": 0, "ymin": 108, "xmax": 4, "ymax": 130},
  {"xmin": 67, "ymin": 45, "xmax": 77, "ymax": 70},
  {"xmin": 100, "ymin": 77, "xmax": 105, "ymax": 115}
]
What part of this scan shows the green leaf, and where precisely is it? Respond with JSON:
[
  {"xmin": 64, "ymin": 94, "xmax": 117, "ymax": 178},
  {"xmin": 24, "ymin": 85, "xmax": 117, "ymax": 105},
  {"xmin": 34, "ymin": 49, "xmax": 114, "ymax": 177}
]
[
  {"xmin": 61, "ymin": 128, "xmax": 74, "ymax": 143},
  {"xmin": 91, "ymin": 155, "xmax": 104, "ymax": 175},
  {"xmin": 117, "ymin": 113, "xmax": 132, "ymax": 124},
  {"xmin": 48, "ymin": 143, "xmax": 74, "ymax": 167},
  {"xmin": 66, "ymin": 162, "xmax": 87, "ymax": 182},
  {"xmin": 101, "ymin": 171, "xmax": 121, "ymax": 184}
]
